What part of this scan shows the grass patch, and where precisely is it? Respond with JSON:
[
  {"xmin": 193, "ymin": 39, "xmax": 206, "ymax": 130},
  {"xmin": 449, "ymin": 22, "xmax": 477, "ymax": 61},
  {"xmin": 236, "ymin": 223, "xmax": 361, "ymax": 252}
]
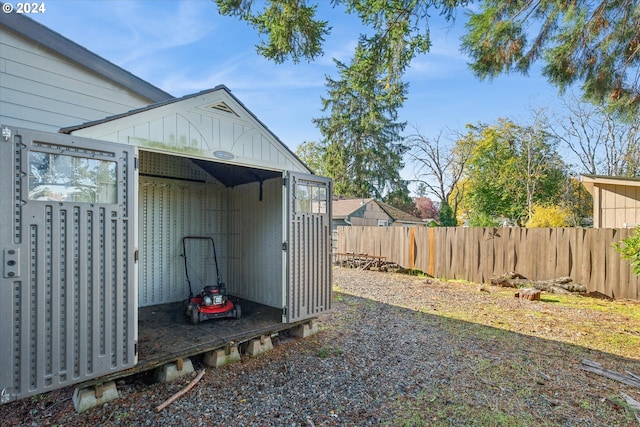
[{"xmin": 316, "ymin": 345, "xmax": 344, "ymax": 358}]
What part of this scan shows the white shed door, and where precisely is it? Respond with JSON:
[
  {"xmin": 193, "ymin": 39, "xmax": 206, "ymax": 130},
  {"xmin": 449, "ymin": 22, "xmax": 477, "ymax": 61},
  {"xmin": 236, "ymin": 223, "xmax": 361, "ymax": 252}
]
[
  {"xmin": 285, "ymin": 171, "xmax": 332, "ymax": 322},
  {"xmin": 0, "ymin": 126, "xmax": 137, "ymax": 403}
]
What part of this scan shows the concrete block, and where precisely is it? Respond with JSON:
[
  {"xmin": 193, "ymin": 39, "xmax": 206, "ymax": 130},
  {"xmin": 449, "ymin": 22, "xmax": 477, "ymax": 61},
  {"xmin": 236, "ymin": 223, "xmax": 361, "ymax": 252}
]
[
  {"xmin": 245, "ymin": 335, "xmax": 273, "ymax": 356},
  {"xmin": 73, "ymin": 381, "xmax": 119, "ymax": 414},
  {"xmin": 203, "ymin": 346, "xmax": 240, "ymax": 368},
  {"xmin": 291, "ymin": 320, "xmax": 319, "ymax": 338},
  {"xmin": 155, "ymin": 358, "xmax": 194, "ymax": 383}
]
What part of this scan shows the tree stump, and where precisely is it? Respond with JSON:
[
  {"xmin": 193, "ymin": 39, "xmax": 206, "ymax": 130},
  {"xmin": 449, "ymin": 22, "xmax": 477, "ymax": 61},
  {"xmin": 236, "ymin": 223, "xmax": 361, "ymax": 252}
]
[{"xmin": 515, "ymin": 288, "xmax": 541, "ymax": 301}]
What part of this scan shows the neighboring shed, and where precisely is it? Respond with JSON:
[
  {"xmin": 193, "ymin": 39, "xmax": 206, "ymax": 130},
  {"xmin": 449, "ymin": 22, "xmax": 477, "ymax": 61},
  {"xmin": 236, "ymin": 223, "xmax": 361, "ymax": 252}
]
[
  {"xmin": 0, "ymin": 13, "xmax": 332, "ymax": 405},
  {"xmin": 581, "ymin": 174, "xmax": 640, "ymax": 228}
]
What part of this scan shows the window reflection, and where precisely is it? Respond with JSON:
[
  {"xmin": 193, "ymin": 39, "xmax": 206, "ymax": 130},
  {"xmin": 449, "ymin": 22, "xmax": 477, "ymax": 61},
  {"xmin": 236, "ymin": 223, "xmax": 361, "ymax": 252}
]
[
  {"xmin": 29, "ymin": 151, "xmax": 117, "ymax": 203},
  {"xmin": 295, "ymin": 181, "xmax": 327, "ymax": 214}
]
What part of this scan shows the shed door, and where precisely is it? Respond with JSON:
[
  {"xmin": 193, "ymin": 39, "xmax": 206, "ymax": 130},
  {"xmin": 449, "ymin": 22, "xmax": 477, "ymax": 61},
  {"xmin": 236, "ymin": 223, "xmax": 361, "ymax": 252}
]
[
  {"xmin": 0, "ymin": 126, "xmax": 137, "ymax": 403},
  {"xmin": 285, "ymin": 171, "xmax": 332, "ymax": 322}
]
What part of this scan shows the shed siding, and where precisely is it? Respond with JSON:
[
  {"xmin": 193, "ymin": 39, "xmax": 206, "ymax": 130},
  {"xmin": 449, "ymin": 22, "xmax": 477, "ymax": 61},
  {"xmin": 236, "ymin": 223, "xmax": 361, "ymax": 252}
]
[
  {"xmin": 0, "ymin": 27, "xmax": 155, "ymax": 131},
  {"xmin": 228, "ymin": 177, "xmax": 283, "ymax": 308},
  {"xmin": 70, "ymin": 90, "xmax": 309, "ymax": 173},
  {"xmin": 137, "ymin": 151, "xmax": 228, "ymax": 307},
  {"xmin": 599, "ymin": 184, "xmax": 640, "ymax": 228}
]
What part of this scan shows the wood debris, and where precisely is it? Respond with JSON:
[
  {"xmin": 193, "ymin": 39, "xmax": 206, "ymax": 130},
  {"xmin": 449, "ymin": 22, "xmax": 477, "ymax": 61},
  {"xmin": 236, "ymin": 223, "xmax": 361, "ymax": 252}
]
[
  {"xmin": 515, "ymin": 288, "xmax": 541, "ymax": 301},
  {"xmin": 156, "ymin": 370, "xmax": 206, "ymax": 412},
  {"xmin": 491, "ymin": 273, "xmax": 587, "ymax": 294},
  {"xmin": 581, "ymin": 360, "xmax": 640, "ymax": 389}
]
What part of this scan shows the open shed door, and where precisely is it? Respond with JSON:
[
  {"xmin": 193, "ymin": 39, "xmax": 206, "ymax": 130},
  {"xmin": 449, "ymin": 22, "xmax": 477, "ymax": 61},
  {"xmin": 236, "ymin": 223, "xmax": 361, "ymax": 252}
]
[
  {"xmin": 285, "ymin": 171, "xmax": 332, "ymax": 322},
  {"xmin": 0, "ymin": 126, "xmax": 137, "ymax": 403}
]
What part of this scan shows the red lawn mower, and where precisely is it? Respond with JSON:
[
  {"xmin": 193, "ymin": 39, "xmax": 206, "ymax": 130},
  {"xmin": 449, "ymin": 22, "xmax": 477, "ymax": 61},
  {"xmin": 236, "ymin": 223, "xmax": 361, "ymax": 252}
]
[{"xmin": 182, "ymin": 236, "xmax": 241, "ymax": 325}]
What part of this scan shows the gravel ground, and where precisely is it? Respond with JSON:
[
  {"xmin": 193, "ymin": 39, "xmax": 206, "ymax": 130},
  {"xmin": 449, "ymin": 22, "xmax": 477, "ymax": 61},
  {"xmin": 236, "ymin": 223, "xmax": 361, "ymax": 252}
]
[{"xmin": 2, "ymin": 267, "xmax": 640, "ymax": 426}]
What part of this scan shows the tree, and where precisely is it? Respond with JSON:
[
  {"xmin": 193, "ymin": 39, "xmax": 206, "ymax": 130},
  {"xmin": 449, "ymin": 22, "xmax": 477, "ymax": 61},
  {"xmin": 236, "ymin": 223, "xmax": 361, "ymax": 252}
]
[
  {"xmin": 456, "ymin": 119, "xmax": 568, "ymax": 225},
  {"xmin": 216, "ymin": 1, "xmax": 640, "ymax": 121},
  {"xmin": 407, "ymin": 127, "xmax": 471, "ymax": 224},
  {"xmin": 215, "ymin": 0, "xmax": 329, "ymax": 64},
  {"xmin": 438, "ymin": 202, "xmax": 457, "ymax": 226},
  {"xmin": 384, "ymin": 184, "xmax": 419, "ymax": 216},
  {"xmin": 295, "ymin": 140, "xmax": 326, "ymax": 175},
  {"xmin": 313, "ymin": 45, "xmax": 408, "ymax": 199},
  {"xmin": 414, "ymin": 196, "xmax": 439, "ymax": 219},
  {"xmin": 561, "ymin": 175, "xmax": 593, "ymax": 227},
  {"xmin": 546, "ymin": 93, "xmax": 640, "ymax": 176},
  {"xmin": 215, "ymin": 0, "xmax": 464, "ymax": 198},
  {"xmin": 461, "ymin": 1, "xmax": 640, "ymax": 119}
]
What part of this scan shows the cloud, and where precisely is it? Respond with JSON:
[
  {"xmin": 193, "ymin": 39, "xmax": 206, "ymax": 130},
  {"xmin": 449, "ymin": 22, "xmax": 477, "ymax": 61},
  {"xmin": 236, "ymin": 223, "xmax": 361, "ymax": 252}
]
[
  {"xmin": 158, "ymin": 51, "xmax": 329, "ymax": 96},
  {"xmin": 107, "ymin": 1, "xmax": 215, "ymax": 66}
]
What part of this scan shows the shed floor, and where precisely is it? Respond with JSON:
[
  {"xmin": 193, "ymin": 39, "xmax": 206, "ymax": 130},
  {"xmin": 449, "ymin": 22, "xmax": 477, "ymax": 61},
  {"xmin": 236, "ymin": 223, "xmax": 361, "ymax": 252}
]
[
  {"xmin": 78, "ymin": 298, "xmax": 290, "ymax": 388},
  {"xmin": 136, "ymin": 299, "xmax": 283, "ymax": 370}
]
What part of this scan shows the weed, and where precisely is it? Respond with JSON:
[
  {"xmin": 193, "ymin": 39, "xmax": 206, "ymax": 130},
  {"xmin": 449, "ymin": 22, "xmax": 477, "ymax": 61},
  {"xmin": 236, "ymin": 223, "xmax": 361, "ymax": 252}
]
[{"xmin": 316, "ymin": 345, "xmax": 343, "ymax": 358}]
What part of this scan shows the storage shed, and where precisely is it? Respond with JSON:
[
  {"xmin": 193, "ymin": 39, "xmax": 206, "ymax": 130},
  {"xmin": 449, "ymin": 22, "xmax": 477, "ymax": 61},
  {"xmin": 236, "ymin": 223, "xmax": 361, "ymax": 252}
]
[
  {"xmin": 1, "ymin": 12, "xmax": 332, "ymax": 404},
  {"xmin": 581, "ymin": 174, "xmax": 640, "ymax": 228}
]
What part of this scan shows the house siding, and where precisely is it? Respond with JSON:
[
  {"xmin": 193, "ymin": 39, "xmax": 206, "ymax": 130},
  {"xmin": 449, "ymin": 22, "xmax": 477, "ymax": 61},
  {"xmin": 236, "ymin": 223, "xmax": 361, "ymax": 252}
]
[{"xmin": 0, "ymin": 26, "xmax": 157, "ymax": 131}]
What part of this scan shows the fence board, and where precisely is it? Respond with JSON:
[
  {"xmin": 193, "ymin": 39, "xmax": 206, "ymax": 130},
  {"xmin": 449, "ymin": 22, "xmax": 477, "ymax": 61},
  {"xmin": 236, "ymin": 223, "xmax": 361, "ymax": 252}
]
[{"xmin": 336, "ymin": 226, "xmax": 639, "ymax": 300}]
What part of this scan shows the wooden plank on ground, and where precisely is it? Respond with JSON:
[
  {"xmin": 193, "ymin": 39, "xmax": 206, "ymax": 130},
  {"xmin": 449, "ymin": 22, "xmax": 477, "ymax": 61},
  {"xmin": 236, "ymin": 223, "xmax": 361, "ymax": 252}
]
[{"xmin": 581, "ymin": 359, "xmax": 640, "ymax": 389}]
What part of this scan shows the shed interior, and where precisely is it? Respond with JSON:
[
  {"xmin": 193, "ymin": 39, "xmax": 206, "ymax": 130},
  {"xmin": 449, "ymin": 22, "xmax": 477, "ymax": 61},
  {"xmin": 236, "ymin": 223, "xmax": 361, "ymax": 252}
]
[{"xmin": 138, "ymin": 150, "xmax": 284, "ymax": 314}]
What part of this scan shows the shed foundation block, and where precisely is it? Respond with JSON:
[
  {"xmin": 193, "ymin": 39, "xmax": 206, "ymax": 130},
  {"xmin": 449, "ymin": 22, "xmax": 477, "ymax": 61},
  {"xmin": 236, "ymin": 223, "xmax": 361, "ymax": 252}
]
[
  {"xmin": 245, "ymin": 335, "xmax": 273, "ymax": 356},
  {"xmin": 73, "ymin": 381, "xmax": 119, "ymax": 414},
  {"xmin": 155, "ymin": 357, "xmax": 195, "ymax": 383},
  {"xmin": 291, "ymin": 320, "xmax": 318, "ymax": 338},
  {"xmin": 204, "ymin": 346, "xmax": 240, "ymax": 368}
]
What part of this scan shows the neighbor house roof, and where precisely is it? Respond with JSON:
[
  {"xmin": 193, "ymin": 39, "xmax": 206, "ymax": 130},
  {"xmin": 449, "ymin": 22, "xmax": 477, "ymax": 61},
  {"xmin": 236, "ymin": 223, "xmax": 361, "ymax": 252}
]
[
  {"xmin": 580, "ymin": 174, "xmax": 640, "ymax": 195},
  {"xmin": 377, "ymin": 201, "xmax": 425, "ymax": 224},
  {"xmin": 0, "ymin": 9, "xmax": 173, "ymax": 103},
  {"xmin": 332, "ymin": 198, "xmax": 374, "ymax": 219},
  {"xmin": 332, "ymin": 198, "xmax": 426, "ymax": 224}
]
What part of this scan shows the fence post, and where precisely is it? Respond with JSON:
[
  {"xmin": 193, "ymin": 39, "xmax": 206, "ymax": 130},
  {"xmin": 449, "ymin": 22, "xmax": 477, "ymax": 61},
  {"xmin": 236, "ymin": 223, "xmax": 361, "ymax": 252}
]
[{"xmin": 429, "ymin": 227, "xmax": 435, "ymax": 276}]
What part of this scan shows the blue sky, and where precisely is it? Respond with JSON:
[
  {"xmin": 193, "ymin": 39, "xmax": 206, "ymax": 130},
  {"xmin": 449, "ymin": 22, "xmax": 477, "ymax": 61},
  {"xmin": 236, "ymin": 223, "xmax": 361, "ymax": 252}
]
[{"xmin": 30, "ymin": 0, "xmax": 567, "ymax": 186}]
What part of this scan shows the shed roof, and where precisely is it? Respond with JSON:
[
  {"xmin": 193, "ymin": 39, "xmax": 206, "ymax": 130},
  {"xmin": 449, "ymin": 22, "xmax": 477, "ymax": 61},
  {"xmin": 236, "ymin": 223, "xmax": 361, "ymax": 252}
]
[
  {"xmin": 581, "ymin": 174, "xmax": 640, "ymax": 195},
  {"xmin": 0, "ymin": 10, "xmax": 172, "ymax": 103}
]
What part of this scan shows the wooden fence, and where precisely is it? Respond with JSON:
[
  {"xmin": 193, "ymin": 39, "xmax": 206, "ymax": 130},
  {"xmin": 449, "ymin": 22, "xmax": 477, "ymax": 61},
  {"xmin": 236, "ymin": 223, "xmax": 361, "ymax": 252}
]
[{"xmin": 336, "ymin": 226, "xmax": 640, "ymax": 300}]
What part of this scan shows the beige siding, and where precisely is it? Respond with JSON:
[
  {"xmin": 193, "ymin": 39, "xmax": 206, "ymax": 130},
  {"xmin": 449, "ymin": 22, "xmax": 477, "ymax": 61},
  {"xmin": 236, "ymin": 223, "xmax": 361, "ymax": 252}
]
[
  {"xmin": 0, "ymin": 27, "xmax": 154, "ymax": 131},
  {"xmin": 600, "ymin": 184, "xmax": 640, "ymax": 228}
]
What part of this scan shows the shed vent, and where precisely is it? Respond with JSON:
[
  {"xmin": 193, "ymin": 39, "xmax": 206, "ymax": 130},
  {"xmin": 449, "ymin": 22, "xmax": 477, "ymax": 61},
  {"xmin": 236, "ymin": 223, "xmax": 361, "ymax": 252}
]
[{"xmin": 206, "ymin": 102, "xmax": 239, "ymax": 117}]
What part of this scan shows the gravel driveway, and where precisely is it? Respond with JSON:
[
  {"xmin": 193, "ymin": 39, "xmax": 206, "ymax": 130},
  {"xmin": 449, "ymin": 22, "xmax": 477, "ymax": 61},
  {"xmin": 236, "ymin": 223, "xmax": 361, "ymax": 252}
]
[{"xmin": 2, "ymin": 267, "xmax": 639, "ymax": 426}]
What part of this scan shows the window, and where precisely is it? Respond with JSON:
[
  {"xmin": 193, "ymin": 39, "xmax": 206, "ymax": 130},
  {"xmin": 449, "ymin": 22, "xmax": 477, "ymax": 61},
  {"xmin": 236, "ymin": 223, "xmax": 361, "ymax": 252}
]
[
  {"xmin": 295, "ymin": 181, "xmax": 327, "ymax": 214},
  {"xmin": 29, "ymin": 151, "xmax": 117, "ymax": 203}
]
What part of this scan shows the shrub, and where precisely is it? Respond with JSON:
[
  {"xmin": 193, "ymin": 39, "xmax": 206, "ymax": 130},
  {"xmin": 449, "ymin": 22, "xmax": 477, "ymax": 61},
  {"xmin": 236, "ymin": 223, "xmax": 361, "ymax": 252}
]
[
  {"xmin": 613, "ymin": 227, "xmax": 640, "ymax": 276},
  {"xmin": 467, "ymin": 212, "xmax": 500, "ymax": 227},
  {"xmin": 526, "ymin": 204, "xmax": 572, "ymax": 228}
]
